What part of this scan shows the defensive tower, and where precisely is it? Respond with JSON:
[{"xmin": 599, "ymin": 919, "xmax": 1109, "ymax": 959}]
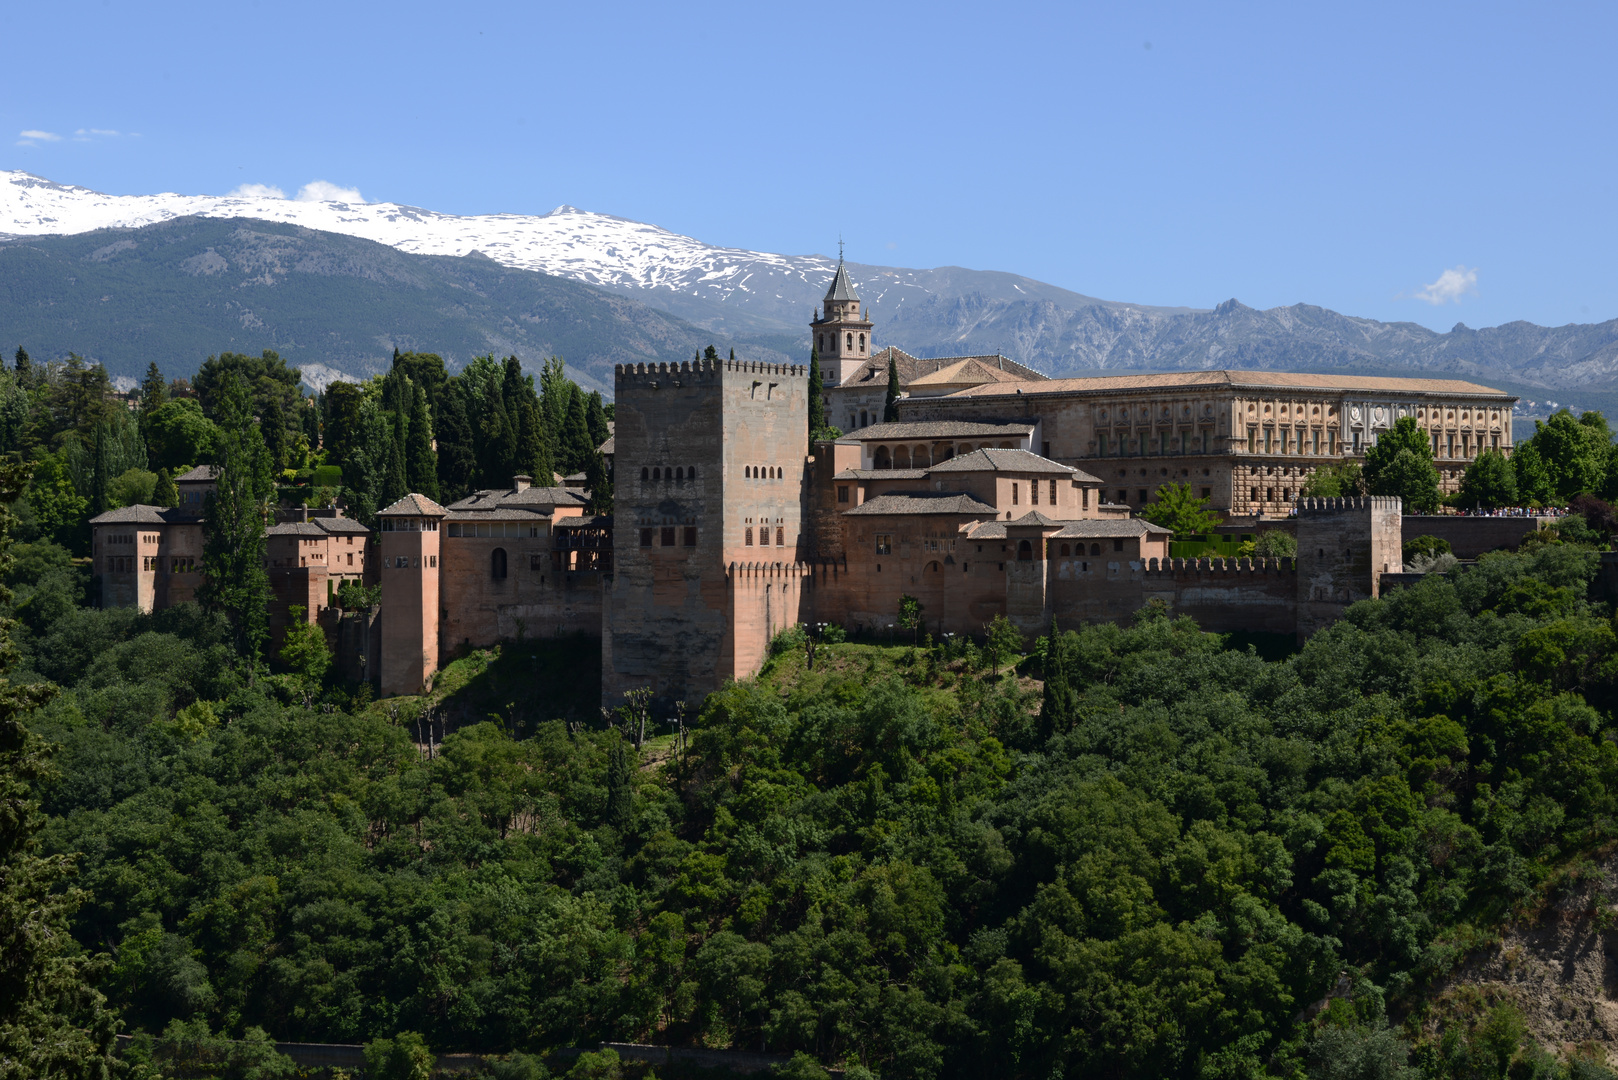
[
  {"xmin": 605, "ymin": 357, "xmax": 811, "ymax": 708},
  {"xmin": 377, "ymin": 494, "xmax": 446, "ymax": 696}
]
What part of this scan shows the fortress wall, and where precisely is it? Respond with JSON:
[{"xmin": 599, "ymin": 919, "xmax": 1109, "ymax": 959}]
[
  {"xmin": 1295, "ymin": 496, "xmax": 1401, "ymax": 638},
  {"xmin": 726, "ymin": 562, "xmax": 812, "ymax": 679},
  {"xmin": 1044, "ymin": 556, "xmax": 1299, "ymax": 633},
  {"xmin": 1401, "ymin": 514, "xmax": 1555, "ymax": 559},
  {"xmin": 438, "ymin": 528, "xmax": 601, "ymax": 655}
]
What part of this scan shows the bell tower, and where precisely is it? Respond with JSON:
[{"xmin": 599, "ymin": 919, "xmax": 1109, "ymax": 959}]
[{"xmin": 809, "ymin": 245, "xmax": 873, "ymax": 387}]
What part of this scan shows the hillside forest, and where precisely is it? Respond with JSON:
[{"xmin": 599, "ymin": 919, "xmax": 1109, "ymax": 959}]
[{"xmin": 9, "ymin": 352, "xmax": 1618, "ymax": 1078}]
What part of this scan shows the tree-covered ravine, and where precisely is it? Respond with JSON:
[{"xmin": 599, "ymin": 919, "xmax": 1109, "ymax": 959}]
[{"xmin": 11, "ymin": 522, "xmax": 1618, "ymax": 1077}]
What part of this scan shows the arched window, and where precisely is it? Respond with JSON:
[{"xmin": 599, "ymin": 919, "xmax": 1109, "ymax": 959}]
[
  {"xmin": 1090, "ymin": 543, "xmax": 1102, "ymax": 556},
  {"xmin": 817, "ymin": 334, "xmax": 824, "ymax": 351},
  {"xmin": 491, "ymin": 548, "xmax": 507, "ymax": 580},
  {"xmin": 1060, "ymin": 543, "xmax": 1071, "ymax": 556},
  {"xmin": 1017, "ymin": 540, "xmax": 1033, "ymax": 561},
  {"xmin": 860, "ymin": 411, "xmax": 869, "ymax": 427},
  {"xmin": 874, "ymin": 446, "xmax": 891, "ymax": 469},
  {"xmin": 676, "ymin": 466, "xmax": 684, "ymax": 479},
  {"xmin": 859, "ymin": 333, "xmax": 865, "ymax": 351},
  {"xmin": 641, "ymin": 467, "xmax": 649, "ymax": 480},
  {"xmin": 653, "ymin": 467, "xmax": 661, "ymax": 480},
  {"xmin": 688, "ymin": 465, "xmax": 696, "ymax": 478},
  {"xmin": 926, "ymin": 560, "xmax": 942, "ymax": 573},
  {"xmin": 912, "ymin": 446, "xmax": 931, "ymax": 467},
  {"xmin": 894, "ymin": 446, "xmax": 911, "ymax": 469},
  {"xmin": 846, "ymin": 332, "xmax": 853, "ymax": 350}
]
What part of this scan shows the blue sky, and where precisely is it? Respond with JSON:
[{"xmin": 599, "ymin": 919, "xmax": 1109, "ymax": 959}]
[{"xmin": 5, "ymin": 0, "xmax": 1614, "ymax": 332}]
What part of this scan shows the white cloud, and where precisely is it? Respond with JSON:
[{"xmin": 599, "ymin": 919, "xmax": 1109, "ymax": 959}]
[
  {"xmin": 16, "ymin": 129, "xmax": 61, "ymax": 146},
  {"xmin": 1415, "ymin": 265, "xmax": 1479, "ymax": 305},
  {"xmin": 229, "ymin": 182, "xmax": 287, "ymax": 199},
  {"xmin": 296, "ymin": 180, "xmax": 365, "ymax": 204}
]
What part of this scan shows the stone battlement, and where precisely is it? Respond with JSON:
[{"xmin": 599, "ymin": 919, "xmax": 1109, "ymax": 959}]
[
  {"xmin": 612, "ymin": 359, "xmax": 808, "ymax": 386},
  {"xmin": 1141, "ymin": 556, "xmax": 1297, "ymax": 577},
  {"xmin": 1296, "ymin": 496, "xmax": 1403, "ymax": 514},
  {"xmin": 727, "ymin": 560, "xmax": 817, "ymax": 578}
]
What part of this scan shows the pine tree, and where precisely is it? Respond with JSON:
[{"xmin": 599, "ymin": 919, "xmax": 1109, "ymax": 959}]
[
  {"xmin": 434, "ymin": 383, "xmax": 478, "ymax": 502},
  {"xmin": 704, "ymin": 345, "xmax": 721, "ymax": 364},
  {"xmin": 883, "ymin": 353, "xmax": 902, "ymax": 422},
  {"xmin": 0, "ymin": 461, "xmax": 118, "ymax": 1079},
  {"xmin": 152, "ymin": 467, "xmax": 179, "ymax": 508},
  {"xmin": 405, "ymin": 383, "xmax": 439, "ymax": 501},
  {"xmin": 807, "ymin": 345, "xmax": 826, "ymax": 448},
  {"xmin": 139, "ymin": 361, "xmax": 167, "ymax": 416},
  {"xmin": 562, "ymin": 390, "xmax": 592, "ymax": 475},
  {"xmin": 12, "ymin": 346, "xmax": 31, "ymax": 389},
  {"xmin": 199, "ymin": 374, "xmax": 273, "ymax": 677}
]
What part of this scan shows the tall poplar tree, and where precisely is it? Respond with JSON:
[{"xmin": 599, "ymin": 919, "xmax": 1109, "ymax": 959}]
[
  {"xmin": 199, "ymin": 374, "xmax": 273, "ymax": 675},
  {"xmin": 585, "ymin": 391, "xmax": 610, "ymax": 450}
]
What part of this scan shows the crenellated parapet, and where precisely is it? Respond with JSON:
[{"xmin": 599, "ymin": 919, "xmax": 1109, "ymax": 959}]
[
  {"xmin": 1296, "ymin": 495, "xmax": 1402, "ymax": 514},
  {"xmin": 1140, "ymin": 556, "xmax": 1298, "ymax": 577}
]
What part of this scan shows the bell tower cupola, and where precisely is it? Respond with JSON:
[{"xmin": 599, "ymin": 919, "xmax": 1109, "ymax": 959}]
[{"xmin": 810, "ymin": 244, "xmax": 873, "ymax": 387}]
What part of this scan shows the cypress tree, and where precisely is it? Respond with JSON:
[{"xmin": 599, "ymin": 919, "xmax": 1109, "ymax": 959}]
[
  {"xmin": 883, "ymin": 353, "xmax": 902, "ymax": 422},
  {"xmin": 405, "ymin": 383, "xmax": 439, "ymax": 501},
  {"xmin": 89, "ymin": 422, "xmax": 112, "ymax": 517},
  {"xmin": 807, "ymin": 346, "xmax": 826, "ymax": 448},
  {"xmin": 435, "ymin": 383, "xmax": 478, "ymax": 502},
  {"xmin": 152, "ymin": 467, "xmax": 179, "ymax": 508},
  {"xmin": 12, "ymin": 346, "xmax": 31, "ymax": 388},
  {"xmin": 562, "ymin": 390, "xmax": 592, "ymax": 475},
  {"xmin": 261, "ymin": 395, "xmax": 290, "ymax": 473},
  {"xmin": 585, "ymin": 450, "xmax": 612, "ymax": 515},
  {"xmin": 477, "ymin": 379, "xmax": 512, "ymax": 489},
  {"xmin": 199, "ymin": 374, "xmax": 273, "ymax": 675},
  {"xmin": 1038, "ymin": 622, "xmax": 1078, "ymax": 742},
  {"xmin": 585, "ymin": 391, "xmax": 610, "ymax": 450},
  {"xmin": 0, "ymin": 461, "xmax": 119, "ymax": 1079},
  {"xmin": 520, "ymin": 398, "xmax": 554, "ymax": 486},
  {"xmin": 301, "ymin": 391, "xmax": 321, "ymax": 450}
]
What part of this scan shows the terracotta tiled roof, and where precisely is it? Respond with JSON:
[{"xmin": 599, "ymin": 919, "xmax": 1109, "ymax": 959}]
[
  {"xmin": 1053, "ymin": 519, "xmax": 1174, "ymax": 537},
  {"xmin": 837, "ymin": 347, "xmax": 1047, "ymax": 389},
  {"xmin": 844, "ymin": 492, "xmax": 999, "ymax": 517},
  {"xmin": 266, "ymin": 521, "xmax": 328, "ymax": 536},
  {"xmin": 833, "ymin": 469, "xmax": 929, "ymax": 480},
  {"xmin": 908, "ymin": 358, "xmax": 1040, "ymax": 389},
  {"xmin": 926, "ymin": 448, "xmax": 1080, "ymax": 475},
  {"xmin": 838, "ymin": 419, "xmax": 1035, "ymax": 441},
  {"xmin": 938, "ymin": 369, "xmax": 1513, "ymax": 399},
  {"xmin": 314, "ymin": 517, "xmax": 370, "ymax": 534},
  {"xmin": 1006, "ymin": 511, "xmax": 1066, "ymax": 527},
  {"xmin": 88, "ymin": 505, "xmax": 183, "ymax": 525},
  {"xmin": 378, "ymin": 493, "xmax": 448, "ymax": 517}
]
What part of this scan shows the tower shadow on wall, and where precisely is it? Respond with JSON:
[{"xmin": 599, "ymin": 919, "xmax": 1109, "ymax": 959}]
[{"xmin": 435, "ymin": 632, "xmax": 602, "ymax": 739}]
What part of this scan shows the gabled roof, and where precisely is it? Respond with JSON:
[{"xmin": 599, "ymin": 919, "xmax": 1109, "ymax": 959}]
[
  {"xmin": 824, "ymin": 256, "xmax": 860, "ymax": 302},
  {"xmin": 266, "ymin": 521, "xmax": 328, "ymax": 537},
  {"xmin": 597, "ymin": 435, "xmax": 615, "ymax": 455},
  {"xmin": 926, "ymin": 447, "xmax": 1084, "ymax": 476},
  {"xmin": 1052, "ymin": 519, "xmax": 1174, "ymax": 538},
  {"xmin": 839, "ymin": 419, "xmax": 1035, "ymax": 441},
  {"xmin": 937, "ymin": 369, "xmax": 1514, "ymax": 400},
  {"xmin": 908, "ymin": 357, "xmax": 1041, "ymax": 390},
  {"xmin": 843, "ymin": 492, "xmax": 998, "ymax": 517},
  {"xmin": 174, "ymin": 465, "xmax": 220, "ymax": 483},
  {"xmin": 447, "ymin": 485, "xmax": 589, "ymax": 512},
  {"xmin": 314, "ymin": 516, "xmax": 371, "ymax": 534},
  {"xmin": 833, "ymin": 469, "xmax": 929, "ymax": 481},
  {"xmin": 89, "ymin": 504, "xmax": 182, "ymax": 525},
  {"xmin": 1007, "ymin": 511, "xmax": 1065, "ymax": 528},
  {"xmin": 378, "ymin": 493, "xmax": 448, "ymax": 517},
  {"xmin": 835, "ymin": 347, "xmax": 1047, "ymax": 389}
]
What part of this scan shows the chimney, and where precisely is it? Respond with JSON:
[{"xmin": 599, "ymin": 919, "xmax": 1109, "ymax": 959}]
[{"xmin": 513, "ymin": 474, "xmax": 532, "ymax": 492}]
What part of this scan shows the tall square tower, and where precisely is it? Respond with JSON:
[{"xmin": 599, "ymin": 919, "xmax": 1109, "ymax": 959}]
[
  {"xmin": 604, "ymin": 356, "xmax": 810, "ymax": 708},
  {"xmin": 378, "ymin": 494, "xmax": 446, "ymax": 696}
]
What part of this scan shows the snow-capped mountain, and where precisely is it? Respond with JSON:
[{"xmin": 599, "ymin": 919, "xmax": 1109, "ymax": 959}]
[{"xmin": 0, "ymin": 170, "xmax": 840, "ymax": 309}]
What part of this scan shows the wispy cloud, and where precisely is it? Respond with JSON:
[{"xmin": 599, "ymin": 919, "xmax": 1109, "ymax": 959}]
[
  {"xmin": 16, "ymin": 129, "xmax": 61, "ymax": 146},
  {"xmin": 229, "ymin": 183, "xmax": 286, "ymax": 199},
  {"xmin": 296, "ymin": 180, "xmax": 365, "ymax": 204},
  {"xmin": 78, "ymin": 128, "xmax": 121, "ymax": 137},
  {"xmin": 1414, "ymin": 265, "xmax": 1479, "ymax": 305}
]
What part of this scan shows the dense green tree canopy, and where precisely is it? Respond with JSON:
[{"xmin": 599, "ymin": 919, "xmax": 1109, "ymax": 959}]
[{"xmin": 1364, "ymin": 417, "xmax": 1441, "ymax": 511}]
